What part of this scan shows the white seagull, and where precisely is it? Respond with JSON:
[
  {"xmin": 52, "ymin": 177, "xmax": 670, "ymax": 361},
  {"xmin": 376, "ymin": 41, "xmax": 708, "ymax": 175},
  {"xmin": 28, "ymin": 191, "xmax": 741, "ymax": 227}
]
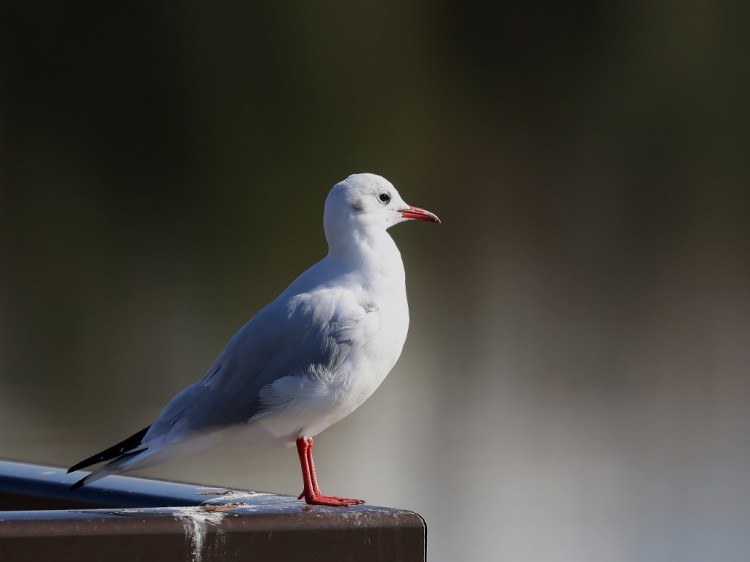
[{"xmin": 68, "ymin": 173, "xmax": 440, "ymax": 506}]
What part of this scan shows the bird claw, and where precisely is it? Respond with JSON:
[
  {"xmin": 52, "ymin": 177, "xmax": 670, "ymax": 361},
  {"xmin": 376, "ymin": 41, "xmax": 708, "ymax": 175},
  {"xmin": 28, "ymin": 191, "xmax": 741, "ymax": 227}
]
[{"xmin": 302, "ymin": 494, "xmax": 365, "ymax": 507}]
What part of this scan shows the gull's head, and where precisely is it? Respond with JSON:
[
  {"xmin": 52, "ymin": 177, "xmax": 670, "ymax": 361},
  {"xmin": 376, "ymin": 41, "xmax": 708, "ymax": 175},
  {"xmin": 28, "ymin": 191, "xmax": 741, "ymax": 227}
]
[{"xmin": 324, "ymin": 174, "xmax": 440, "ymax": 244}]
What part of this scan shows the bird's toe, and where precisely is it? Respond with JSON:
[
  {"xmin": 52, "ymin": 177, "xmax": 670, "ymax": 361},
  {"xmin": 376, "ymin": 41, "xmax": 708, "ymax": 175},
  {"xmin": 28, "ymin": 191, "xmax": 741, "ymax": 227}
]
[{"xmin": 303, "ymin": 494, "xmax": 365, "ymax": 507}]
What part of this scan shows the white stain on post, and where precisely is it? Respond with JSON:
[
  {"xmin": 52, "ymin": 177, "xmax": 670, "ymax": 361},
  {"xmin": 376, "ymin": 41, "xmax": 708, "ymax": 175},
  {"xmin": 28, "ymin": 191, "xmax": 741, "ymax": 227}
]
[{"xmin": 173, "ymin": 507, "xmax": 225, "ymax": 562}]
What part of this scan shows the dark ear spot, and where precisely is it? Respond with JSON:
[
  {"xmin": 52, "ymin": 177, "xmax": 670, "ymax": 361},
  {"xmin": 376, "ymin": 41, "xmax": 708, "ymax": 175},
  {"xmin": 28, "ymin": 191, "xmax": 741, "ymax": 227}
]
[{"xmin": 351, "ymin": 201, "xmax": 364, "ymax": 213}]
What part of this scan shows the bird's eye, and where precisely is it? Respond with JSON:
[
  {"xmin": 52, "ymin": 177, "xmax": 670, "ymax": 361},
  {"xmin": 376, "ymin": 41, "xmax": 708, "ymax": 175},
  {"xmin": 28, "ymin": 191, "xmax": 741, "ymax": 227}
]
[{"xmin": 378, "ymin": 193, "xmax": 391, "ymax": 204}]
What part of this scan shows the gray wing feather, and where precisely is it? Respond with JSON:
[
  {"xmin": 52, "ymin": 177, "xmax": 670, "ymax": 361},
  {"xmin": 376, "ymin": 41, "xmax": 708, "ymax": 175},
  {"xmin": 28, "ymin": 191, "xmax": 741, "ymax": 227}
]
[{"xmin": 146, "ymin": 288, "xmax": 360, "ymax": 444}]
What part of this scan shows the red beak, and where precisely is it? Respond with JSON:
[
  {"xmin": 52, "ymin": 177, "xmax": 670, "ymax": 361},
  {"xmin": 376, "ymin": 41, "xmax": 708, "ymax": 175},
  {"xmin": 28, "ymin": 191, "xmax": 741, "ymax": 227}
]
[{"xmin": 399, "ymin": 205, "xmax": 441, "ymax": 224}]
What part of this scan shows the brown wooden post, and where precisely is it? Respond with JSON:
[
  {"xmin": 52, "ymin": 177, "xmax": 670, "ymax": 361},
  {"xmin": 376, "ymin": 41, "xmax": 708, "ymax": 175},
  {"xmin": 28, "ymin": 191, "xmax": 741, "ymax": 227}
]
[{"xmin": 0, "ymin": 460, "xmax": 426, "ymax": 561}]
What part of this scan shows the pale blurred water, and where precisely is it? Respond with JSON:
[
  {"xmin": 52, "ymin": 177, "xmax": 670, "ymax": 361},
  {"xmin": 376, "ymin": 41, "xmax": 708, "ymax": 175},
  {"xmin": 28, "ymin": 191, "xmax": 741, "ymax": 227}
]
[{"xmin": 2, "ymin": 2, "xmax": 749, "ymax": 560}]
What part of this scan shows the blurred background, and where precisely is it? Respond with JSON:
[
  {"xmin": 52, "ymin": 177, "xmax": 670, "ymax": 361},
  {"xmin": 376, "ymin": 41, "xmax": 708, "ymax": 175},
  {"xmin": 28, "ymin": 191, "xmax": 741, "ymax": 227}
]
[{"xmin": 1, "ymin": 2, "xmax": 749, "ymax": 560}]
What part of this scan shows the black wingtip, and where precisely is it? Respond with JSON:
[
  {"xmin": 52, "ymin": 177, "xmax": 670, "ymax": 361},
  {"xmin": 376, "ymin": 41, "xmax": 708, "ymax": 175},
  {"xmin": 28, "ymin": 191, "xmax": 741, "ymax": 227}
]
[
  {"xmin": 67, "ymin": 425, "xmax": 151, "ymax": 474},
  {"xmin": 68, "ymin": 458, "xmax": 94, "ymax": 474}
]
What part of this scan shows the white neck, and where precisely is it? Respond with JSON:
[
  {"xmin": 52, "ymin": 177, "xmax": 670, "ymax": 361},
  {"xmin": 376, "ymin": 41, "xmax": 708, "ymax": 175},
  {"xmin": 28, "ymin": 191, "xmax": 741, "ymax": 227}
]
[{"xmin": 326, "ymin": 225, "xmax": 406, "ymax": 292}]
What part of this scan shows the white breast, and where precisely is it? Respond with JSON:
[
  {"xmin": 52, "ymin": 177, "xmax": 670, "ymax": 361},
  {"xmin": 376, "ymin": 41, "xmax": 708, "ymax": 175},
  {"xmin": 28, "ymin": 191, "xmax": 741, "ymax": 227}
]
[{"xmin": 242, "ymin": 281, "xmax": 409, "ymax": 446}]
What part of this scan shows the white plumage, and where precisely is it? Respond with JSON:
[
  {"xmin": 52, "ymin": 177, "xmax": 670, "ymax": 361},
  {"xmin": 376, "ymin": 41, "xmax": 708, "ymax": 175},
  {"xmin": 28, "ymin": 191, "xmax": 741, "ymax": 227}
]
[{"xmin": 69, "ymin": 173, "xmax": 440, "ymax": 505}]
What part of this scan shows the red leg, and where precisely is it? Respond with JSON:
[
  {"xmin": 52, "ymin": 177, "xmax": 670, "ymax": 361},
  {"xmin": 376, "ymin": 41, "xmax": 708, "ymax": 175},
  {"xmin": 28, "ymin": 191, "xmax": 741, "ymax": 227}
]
[
  {"xmin": 295, "ymin": 436, "xmax": 364, "ymax": 507},
  {"xmin": 304, "ymin": 438, "xmax": 321, "ymax": 496}
]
